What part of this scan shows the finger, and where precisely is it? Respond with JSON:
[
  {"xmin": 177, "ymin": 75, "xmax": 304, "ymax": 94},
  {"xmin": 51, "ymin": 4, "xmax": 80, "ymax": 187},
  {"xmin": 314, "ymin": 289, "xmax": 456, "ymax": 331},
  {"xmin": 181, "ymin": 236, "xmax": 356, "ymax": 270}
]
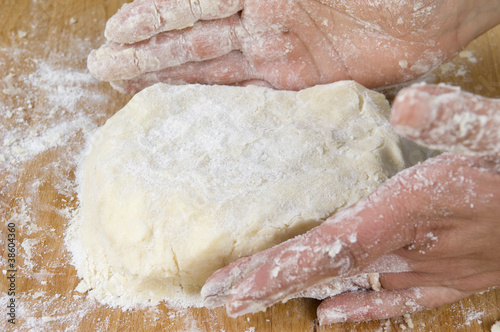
[
  {"xmin": 391, "ymin": 84, "xmax": 500, "ymax": 160},
  {"xmin": 240, "ymin": 253, "xmax": 412, "ymax": 302},
  {"xmin": 109, "ymin": 31, "xmax": 330, "ymax": 92},
  {"xmin": 317, "ymin": 287, "xmax": 471, "ymax": 325},
  {"xmin": 89, "ymin": 15, "xmax": 242, "ymax": 81},
  {"xmin": 221, "ymin": 221, "xmax": 392, "ymax": 317},
  {"xmin": 109, "ymin": 51, "xmax": 257, "ymax": 94},
  {"xmin": 105, "ymin": 0, "xmax": 244, "ymax": 44}
]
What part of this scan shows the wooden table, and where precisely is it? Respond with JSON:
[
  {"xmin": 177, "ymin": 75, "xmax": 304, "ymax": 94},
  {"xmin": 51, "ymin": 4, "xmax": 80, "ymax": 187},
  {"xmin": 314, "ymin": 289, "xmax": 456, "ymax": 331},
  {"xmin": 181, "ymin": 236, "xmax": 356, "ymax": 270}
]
[{"xmin": 1, "ymin": 1, "xmax": 499, "ymax": 331}]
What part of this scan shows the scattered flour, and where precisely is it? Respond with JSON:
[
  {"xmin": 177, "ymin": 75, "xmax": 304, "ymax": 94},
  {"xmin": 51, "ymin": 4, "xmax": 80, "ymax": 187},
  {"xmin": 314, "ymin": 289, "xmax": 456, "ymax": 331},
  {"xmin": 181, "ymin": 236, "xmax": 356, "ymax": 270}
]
[
  {"xmin": 0, "ymin": 30, "xmax": 121, "ymax": 330},
  {"xmin": 1, "ymin": 4, "xmax": 498, "ymax": 331}
]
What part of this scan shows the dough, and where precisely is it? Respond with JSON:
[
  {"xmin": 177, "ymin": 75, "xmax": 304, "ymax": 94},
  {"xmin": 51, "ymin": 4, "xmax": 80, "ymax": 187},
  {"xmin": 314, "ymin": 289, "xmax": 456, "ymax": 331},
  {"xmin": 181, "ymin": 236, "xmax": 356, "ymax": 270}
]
[{"xmin": 67, "ymin": 81, "xmax": 426, "ymax": 309}]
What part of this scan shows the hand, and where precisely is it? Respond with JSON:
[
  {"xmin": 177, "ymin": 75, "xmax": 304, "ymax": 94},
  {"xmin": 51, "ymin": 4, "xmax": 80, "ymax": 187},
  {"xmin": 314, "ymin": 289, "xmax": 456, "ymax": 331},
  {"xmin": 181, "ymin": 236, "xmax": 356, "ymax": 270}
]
[
  {"xmin": 200, "ymin": 84, "xmax": 500, "ymax": 324},
  {"xmin": 88, "ymin": 0, "xmax": 500, "ymax": 93}
]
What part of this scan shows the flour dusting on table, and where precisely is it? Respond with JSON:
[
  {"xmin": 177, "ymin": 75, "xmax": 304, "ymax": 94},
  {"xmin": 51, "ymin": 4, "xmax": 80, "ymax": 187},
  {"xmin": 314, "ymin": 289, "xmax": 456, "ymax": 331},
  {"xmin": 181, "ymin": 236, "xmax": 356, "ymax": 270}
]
[{"xmin": 1, "ymin": 13, "xmax": 498, "ymax": 332}]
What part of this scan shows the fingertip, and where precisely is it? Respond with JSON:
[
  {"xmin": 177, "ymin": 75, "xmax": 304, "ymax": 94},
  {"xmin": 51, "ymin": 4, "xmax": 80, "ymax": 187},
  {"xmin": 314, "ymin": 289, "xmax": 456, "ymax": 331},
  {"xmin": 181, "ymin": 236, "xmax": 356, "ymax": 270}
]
[
  {"xmin": 391, "ymin": 85, "xmax": 436, "ymax": 131},
  {"xmin": 87, "ymin": 49, "xmax": 109, "ymax": 81},
  {"xmin": 391, "ymin": 84, "xmax": 500, "ymax": 157},
  {"xmin": 103, "ymin": 2, "xmax": 133, "ymax": 43},
  {"xmin": 202, "ymin": 254, "xmax": 271, "ymax": 313},
  {"xmin": 200, "ymin": 273, "xmax": 232, "ymax": 308},
  {"xmin": 317, "ymin": 304, "xmax": 348, "ymax": 325},
  {"xmin": 224, "ymin": 265, "xmax": 274, "ymax": 316},
  {"xmin": 391, "ymin": 84, "xmax": 462, "ymax": 137},
  {"xmin": 104, "ymin": 0, "xmax": 161, "ymax": 44},
  {"xmin": 89, "ymin": 43, "xmax": 154, "ymax": 82},
  {"xmin": 317, "ymin": 291, "xmax": 371, "ymax": 325}
]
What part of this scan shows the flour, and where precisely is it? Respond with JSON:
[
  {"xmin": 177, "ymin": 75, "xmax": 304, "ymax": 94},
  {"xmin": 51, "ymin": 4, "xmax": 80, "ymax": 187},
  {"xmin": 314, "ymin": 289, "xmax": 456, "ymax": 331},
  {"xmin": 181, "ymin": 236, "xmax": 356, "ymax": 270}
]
[
  {"xmin": 0, "ymin": 41, "xmax": 215, "ymax": 331},
  {"xmin": 0, "ymin": 52, "xmax": 106, "ymax": 175},
  {"xmin": 1, "ymin": 14, "xmax": 499, "ymax": 332},
  {"xmin": 0, "ymin": 37, "xmax": 115, "ymax": 331}
]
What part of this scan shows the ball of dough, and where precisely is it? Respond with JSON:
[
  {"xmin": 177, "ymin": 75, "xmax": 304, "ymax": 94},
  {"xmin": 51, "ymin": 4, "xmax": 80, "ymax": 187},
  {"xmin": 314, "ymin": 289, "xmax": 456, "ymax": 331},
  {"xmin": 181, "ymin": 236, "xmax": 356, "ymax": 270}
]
[{"xmin": 68, "ymin": 81, "xmax": 426, "ymax": 308}]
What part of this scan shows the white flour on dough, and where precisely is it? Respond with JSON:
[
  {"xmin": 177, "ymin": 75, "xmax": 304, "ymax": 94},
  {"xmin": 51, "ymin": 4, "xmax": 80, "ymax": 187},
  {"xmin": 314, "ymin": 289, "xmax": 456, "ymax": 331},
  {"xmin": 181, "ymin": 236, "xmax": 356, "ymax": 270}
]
[{"xmin": 66, "ymin": 81, "xmax": 427, "ymax": 309}]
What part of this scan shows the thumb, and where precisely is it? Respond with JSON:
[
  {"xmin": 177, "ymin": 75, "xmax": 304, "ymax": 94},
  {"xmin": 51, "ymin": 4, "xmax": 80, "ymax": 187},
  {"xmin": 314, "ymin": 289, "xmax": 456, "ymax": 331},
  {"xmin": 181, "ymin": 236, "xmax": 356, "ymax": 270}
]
[{"xmin": 391, "ymin": 84, "xmax": 500, "ymax": 160}]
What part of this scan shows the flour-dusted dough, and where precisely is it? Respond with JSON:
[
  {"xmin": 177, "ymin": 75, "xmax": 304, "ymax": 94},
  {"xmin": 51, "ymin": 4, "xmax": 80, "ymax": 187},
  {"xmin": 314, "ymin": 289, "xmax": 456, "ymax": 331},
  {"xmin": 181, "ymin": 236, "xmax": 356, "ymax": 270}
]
[{"xmin": 68, "ymin": 81, "xmax": 426, "ymax": 308}]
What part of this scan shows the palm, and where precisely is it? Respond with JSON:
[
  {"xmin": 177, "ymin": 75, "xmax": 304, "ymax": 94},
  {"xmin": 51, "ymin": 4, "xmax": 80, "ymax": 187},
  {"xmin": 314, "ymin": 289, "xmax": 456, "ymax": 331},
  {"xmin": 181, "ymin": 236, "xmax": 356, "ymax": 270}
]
[
  {"xmin": 238, "ymin": 0, "xmax": 463, "ymax": 88},
  {"xmin": 89, "ymin": 0, "xmax": 465, "ymax": 92}
]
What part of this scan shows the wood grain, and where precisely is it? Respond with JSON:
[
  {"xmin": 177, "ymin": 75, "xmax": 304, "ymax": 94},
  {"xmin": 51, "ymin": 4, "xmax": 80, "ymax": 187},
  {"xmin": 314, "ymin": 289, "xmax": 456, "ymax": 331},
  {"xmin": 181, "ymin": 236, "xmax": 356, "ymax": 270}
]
[{"xmin": 1, "ymin": 1, "xmax": 499, "ymax": 331}]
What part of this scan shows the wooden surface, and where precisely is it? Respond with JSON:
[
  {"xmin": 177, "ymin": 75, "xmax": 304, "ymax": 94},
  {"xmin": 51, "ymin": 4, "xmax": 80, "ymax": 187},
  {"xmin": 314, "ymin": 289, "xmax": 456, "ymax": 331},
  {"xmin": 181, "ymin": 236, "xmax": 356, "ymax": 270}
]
[{"xmin": 1, "ymin": 1, "xmax": 499, "ymax": 331}]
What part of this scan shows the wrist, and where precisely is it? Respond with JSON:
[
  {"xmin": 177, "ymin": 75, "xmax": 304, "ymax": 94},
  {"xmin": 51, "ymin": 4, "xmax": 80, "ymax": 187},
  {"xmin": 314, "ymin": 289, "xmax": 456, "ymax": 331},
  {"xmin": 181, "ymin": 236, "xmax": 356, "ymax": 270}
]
[{"xmin": 457, "ymin": 0, "xmax": 500, "ymax": 47}]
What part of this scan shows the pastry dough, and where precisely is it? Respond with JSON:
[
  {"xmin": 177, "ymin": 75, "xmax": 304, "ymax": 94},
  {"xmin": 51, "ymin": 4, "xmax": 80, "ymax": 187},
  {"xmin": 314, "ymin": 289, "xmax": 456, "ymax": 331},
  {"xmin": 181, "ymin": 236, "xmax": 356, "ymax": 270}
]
[{"xmin": 68, "ymin": 81, "xmax": 425, "ymax": 308}]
